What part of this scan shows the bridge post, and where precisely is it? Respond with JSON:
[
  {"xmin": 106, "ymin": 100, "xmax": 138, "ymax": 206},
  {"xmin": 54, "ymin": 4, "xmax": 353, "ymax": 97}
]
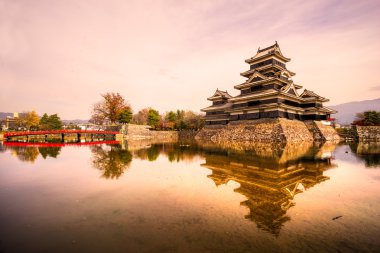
[
  {"xmin": 61, "ymin": 133, "xmax": 65, "ymax": 143},
  {"xmin": 91, "ymin": 134, "xmax": 94, "ymax": 141},
  {"xmin": 45, "ymin": 134, "xmax": 48, "ymax": 142},
  {"xmin": 77, "ymin": 133, "xmax": 81, "ymax": 143}
]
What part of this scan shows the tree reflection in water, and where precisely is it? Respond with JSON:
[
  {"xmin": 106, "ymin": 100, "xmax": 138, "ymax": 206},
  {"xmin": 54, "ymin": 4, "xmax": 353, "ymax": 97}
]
[
  {"xmin": 5, "ymin": 145, "xmax": 40, "ymax": 163},
  {"xmin": 130, "ymin": 141, "xmax": 336, "ymax": 236},
  {"xmin": 349, "ymin": 142, "xmax": 380, "ymax": 167},
  {"xmin": 90, "ymin": 144, "xmax": 132, "ymax": 179},
  {"xmin": 38, "ymin": 147, "xmax": 62, "ymax": 159},
  {"xmin": 131, "ymin": 142, "xmax": 202, "ymax": 163},
  {"xmin": 1, "ymin": 139, "xmax": 341, "ymax": 236},
  {"xmin": 133, "ymin": 145, "xmax": 161, "ymax": 161},
  {"xmin": 3, "ymin": 145, "xmax": 62, "ymax": 162}
]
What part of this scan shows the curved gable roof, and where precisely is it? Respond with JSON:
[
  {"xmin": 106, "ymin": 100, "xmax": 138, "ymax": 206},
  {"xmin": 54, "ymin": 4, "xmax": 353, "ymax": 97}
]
[{"xmin": 207, "ymin": 89, "xmax": 232, "ymax": 101}]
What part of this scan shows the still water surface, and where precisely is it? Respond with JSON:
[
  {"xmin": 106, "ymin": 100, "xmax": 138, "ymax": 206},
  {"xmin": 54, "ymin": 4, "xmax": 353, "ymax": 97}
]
[{"xmin": 0, "ymin": 141, "xmax": 380, "ymax": 253}]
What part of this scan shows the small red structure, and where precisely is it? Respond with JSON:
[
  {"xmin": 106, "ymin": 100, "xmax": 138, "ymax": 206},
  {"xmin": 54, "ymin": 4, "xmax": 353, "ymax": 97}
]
[{"xmin": 3, "ymin": 140, "xmax": 120, "ymax": 147}]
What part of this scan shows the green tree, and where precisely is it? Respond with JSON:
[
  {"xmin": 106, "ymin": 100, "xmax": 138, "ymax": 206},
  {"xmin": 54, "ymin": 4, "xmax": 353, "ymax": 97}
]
[
  {"xmin": 166, "ymin": 111, "xmax": 177, "ymax": 122},
  {"xmin": 162, "ymin": 111, "xmax": 177, "ymax": 129},
  {"xmin": 48, "ymin": 114, "xmax": 63, "ymax": 129},
  {"xmin": 39, "ymin": 113, "xmax": 49, "ymax": 130},
  {"xmin": 353, "ymin": 111, "xmax": 380, "ymax": 126},
  {"xmin": 91, "ymin": 92, "xmax": 131, "ymax": 124},
  {"xmin": 363, "ymin": 111, "xmax": 380, "ymax": 125},
  {"xmin": 118, "ymin": 108, "xmax": 133, "ymax": 124},
  {"xmin": 38, "ymin": 113, "xmax": 63, "ymax": 130},
  {"xmin": 147, "ymin": 109, "xmax": 161, "ymax": 128}
]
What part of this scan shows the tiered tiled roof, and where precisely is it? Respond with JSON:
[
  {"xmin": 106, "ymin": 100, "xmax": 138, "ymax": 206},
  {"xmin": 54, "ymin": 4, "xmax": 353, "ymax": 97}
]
[{"xmin": 201, "ymin": 42, "xmax": 336, "ymax": 123}]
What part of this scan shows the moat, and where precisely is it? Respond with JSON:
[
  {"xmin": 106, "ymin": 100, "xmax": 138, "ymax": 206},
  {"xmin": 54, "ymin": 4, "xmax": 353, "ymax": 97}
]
[{"xmin": 0, "ymin": 141, "xmax": 380, "ymax": 253}]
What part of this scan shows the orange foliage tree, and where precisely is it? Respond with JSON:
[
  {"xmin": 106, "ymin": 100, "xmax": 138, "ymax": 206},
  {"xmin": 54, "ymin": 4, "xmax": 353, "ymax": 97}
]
[{"xmin": 91, "ymin": 93, "xmax": 131, "ymax": 124}]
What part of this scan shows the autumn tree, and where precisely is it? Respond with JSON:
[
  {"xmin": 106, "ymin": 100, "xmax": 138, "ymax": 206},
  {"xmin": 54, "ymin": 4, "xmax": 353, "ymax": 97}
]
[
  {"xmin": 91, "ymin": 93, "xmax": 131, "ymax": 124},
  {"xmin": 182, "ymin": 111, "xmax": 204, "ymax": 130},
  {"xmin": 17, "ymin": 111, "xmax": 40, "ymax": 130},
  {"xmin": 132, "ymin": 108, "xmax": 150, "ymax": 125}
]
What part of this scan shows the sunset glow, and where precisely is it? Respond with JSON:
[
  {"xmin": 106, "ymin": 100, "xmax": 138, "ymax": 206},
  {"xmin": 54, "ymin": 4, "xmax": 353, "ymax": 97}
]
[{"xmin": 1, "ymin": 0, "xmax": 380, "ymax": 119}]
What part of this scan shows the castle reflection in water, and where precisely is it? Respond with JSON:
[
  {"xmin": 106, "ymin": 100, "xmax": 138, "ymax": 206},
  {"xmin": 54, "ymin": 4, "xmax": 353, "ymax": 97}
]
[
  {"xmin": 199, "ymin": 141, "xmax": 336, "ymax": 235},
  {"xmin": 2, "ymin": 140, "xmax": 379, "ymax": 235}
]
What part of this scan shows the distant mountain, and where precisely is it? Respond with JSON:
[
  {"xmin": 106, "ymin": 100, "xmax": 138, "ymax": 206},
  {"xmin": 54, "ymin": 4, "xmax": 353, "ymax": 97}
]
[
  {"xmin": 330, "ymin": 98, "xmax": 380, "ymax": 125},
  {"xmin": 62, "ymin": 119, "xmax": 89, "ymax": 124},
  {"xmin": 0, "ymin": 112, "xmax": 13, "ymax": 119}
]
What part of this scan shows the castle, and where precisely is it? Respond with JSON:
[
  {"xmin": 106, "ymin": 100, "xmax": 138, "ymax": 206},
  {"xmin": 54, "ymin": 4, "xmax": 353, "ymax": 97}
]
[{"xmin": 202, "ymin": 42, "xmax": 336, "ymax": 125}]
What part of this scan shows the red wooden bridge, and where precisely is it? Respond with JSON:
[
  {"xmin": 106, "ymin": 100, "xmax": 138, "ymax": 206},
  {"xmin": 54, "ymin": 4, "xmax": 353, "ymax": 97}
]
[{"xmin": 4, "ymin": 130, "xmax": 121, "ymax": 142}]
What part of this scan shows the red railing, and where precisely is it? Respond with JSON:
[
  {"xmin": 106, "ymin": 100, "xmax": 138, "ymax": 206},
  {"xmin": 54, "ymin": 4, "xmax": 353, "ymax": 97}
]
[
  {"xmin": 3, "ymin": 140, "xmax": 120, "ymax": 147},
  {"xmin": 4, "ymin": 130, "xmax": 120, "ymax": 138}
]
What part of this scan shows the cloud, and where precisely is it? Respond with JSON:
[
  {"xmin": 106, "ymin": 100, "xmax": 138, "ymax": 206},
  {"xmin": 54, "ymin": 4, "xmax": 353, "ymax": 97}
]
[{"xmin": 1, "ymin": 0, "xmax": 380, "ymax": 118}]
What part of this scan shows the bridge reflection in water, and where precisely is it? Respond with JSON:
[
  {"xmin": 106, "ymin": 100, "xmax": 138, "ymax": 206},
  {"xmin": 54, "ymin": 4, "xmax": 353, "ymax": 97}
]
[
  {"xmin": 1, "ymin": 140, "xmax": 120, "ymax": 163},
  {"xmin": 4, "ymin": 129, "xmax": 120, "ymax": 143}
]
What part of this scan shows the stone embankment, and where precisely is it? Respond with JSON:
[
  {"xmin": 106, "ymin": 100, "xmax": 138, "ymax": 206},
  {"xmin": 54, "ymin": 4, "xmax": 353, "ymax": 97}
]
[
  {"xmin": 304, "ymin": 121, "xmax": 341, "ymax": 141},
  {"xmin": 196, "ymin": 119, "xmax": 340, "ymax": 143},
  {"xmin": 0, "ymin": 121, "xmax": 341, "ymax": 143},
  {"xmin": 353, "ymin": 126, "xmax": 380, "ymax": 142},
  {"xmin": 178, "ymin": 130, "xmax": 199, "ymax": 141},
  {"xmin": 122, "ymin": 124, "xmax": 178, "ymax": 142}
]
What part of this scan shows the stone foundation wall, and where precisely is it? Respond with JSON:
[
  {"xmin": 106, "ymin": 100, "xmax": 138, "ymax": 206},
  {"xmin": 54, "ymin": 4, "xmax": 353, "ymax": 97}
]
[
  {"xmin": 196, "ymin": 119, "xmax": 339, "ymax": 143},
  {"xmin": 149, "ymin": 131, "xmax": 178, "ymax": 142},
  {"xmin": 305, "ymin": 121, "xmax": 340, "ymax": 141},
  {"xmin": 193, "ymin": 125, "xmax": 224, "ymax": 142},
  {"xmin": 196, "ymin": 118, "xmax": 315, "ymax": 143},
  {"xmin": 354, "ymin": 126, "xmax": 380, "ymax": 141},
  {"xmin": 178, "ymin": 130, "xmax": 198, "ymax": 141},
  {"xmin": 124, "ymin": 124, "xmax": 178, "ymax": 142},
  {"xmin": 279, "ymin": 119, "xmax": 313, "ymax": 142}
]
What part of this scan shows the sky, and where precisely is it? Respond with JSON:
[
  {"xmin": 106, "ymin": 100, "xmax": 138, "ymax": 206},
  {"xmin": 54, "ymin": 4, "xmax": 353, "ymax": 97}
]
[{"xmin": 1, "ymin": 0, "xmax": 380, "ymax": 119}]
